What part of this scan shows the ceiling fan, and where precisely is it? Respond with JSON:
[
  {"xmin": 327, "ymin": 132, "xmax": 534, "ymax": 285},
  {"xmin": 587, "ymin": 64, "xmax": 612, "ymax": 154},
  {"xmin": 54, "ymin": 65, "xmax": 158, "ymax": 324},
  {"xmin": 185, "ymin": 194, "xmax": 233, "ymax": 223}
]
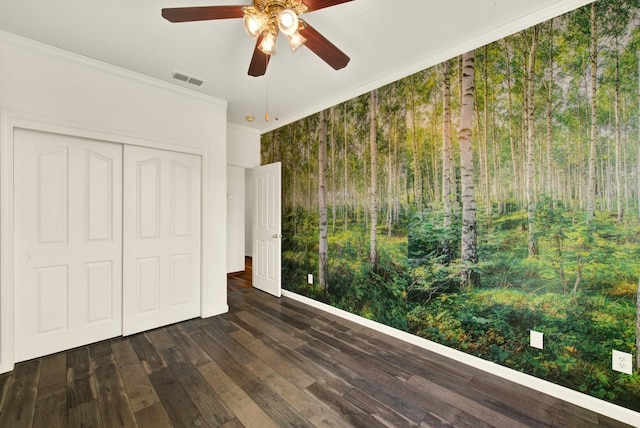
[{"xmin": 162, "ymin": 0, "xmax": 353, "ymax": 77}]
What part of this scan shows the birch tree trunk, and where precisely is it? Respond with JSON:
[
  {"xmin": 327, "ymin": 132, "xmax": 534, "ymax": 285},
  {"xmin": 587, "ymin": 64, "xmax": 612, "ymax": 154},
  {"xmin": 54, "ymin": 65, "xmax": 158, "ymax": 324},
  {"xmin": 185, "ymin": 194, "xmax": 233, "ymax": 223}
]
[
  {"xmin": 369, "ymin": 89, "xmax": 379, "ymax": 270},
  {"xmin": 459, "ymin": 51, "xmax": 478, "ymax": 289},
  {"xmin": 330, "ymin": 107, "xmax": 337, "ymax": 233},
  {"xmin": 586, "ymin": 2, "xmax": 598, "ymax": 223},
  {"xmin": 343, "ymin": 104, "xmax": 349, "ymax": 229},
  {"xmin": 505, "ymin": 42, "xmax": 519, "ymax": 203},
  {"xmin": 483, "ymin": 46, "xmax": 491, "ymax": 216},
  {"xmin": 442, "ymin": 60, "xmax": 453, "ymax": 260},
  {"xmin": 410, "ymin": 77, "xmax": 422, "ymax": 209},
  {"xmin": 545, "ymin": 21, "xmax": 554, "ymax": 198},
  {"xmin": 525, "ymin": 26, "xmax": 539, "ymax": 256},
  {"xmin": 318, "ymin": 110, "xmax": 329, "ymax": 292},
  {"xmin": 614, "ymin": 42, "xmax": 622, "ymax": 223}
]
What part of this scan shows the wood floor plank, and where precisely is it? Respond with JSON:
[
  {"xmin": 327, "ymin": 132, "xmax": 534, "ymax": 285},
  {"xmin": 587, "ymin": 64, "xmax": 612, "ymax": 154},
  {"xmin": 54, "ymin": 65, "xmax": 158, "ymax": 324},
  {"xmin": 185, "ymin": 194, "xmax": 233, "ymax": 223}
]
[
  {"xmin": 407, "ymin": 374, "xmax": 530, "ymax": 428},
  {"xmin": 246, "ymin": 358, "xmax": 347, "ymax": 427},
  {"xmin": 305, "ymin": 326, "xmax": 415, "ymax": 381},
  {"xmin": 90, "ymin": 344, "xmax": 138, "ymax": 428},
  {"xmin": 38, "ymin": 353, "xmax": 66, "ymax": 390},
  {"xmin": 190, "ymin": 330, "xmax": 257, "ymax": 387},
  {"xmin": 165, "ymin": 324, "xmax": 214, "ymax": 367},
  {"xmin": 343, "ymin": 386, "xmax": 420, "ymax": 428},
  {"xmin": 375, "ymin": 347, "xmax": 474, "ymax": 392},
  {"xmin": 202, "ymin": 320, "xmax": 258, "ymax": 365},
  {"xmin": 148, "ymin": 367, "xmax": 208, "ymax": 428},
  {"xmin": 304, "ymin": 382, "xmax": 383, "ymax": 428},
  {"xmin": 67, "ymin": 347, "xmax": 96, "ymax": 409},
  {"xmin": 0, "ymin": 360, "xmax": 41, "ymax": 428},
  {"xmin": 32, "ymin": 382, "xmax": 67, "ymax": 428},
  {"xmin": 242, "ymin": 379, "xmax": 313, "ymax": 427},
  {"xmin": 229, "ymin": 328, "xmax": 316, "ymax": 389},
  {"xmin": 234, "ymin": 309, "xmax": 306, "ymax": 349},
  {"xmin": 145, "ymin": 328, "xmax": 176, "ymax": 352},
  {"xmin": 0, "ymin": 372, "xmax": 11, "ymax": 411},
  {"xmin": 219, "ymin": 385, "xmax": 280, "ymax": 428},
  {"xmin": 111, "ymin": 340, "xmax": 160, "ymax": 412},
  {"xmin": 220, "ymin": 417, "xmax": 247, "ymax": 428},
  {"xmin": 198, "ymin": 361, "xmax": 240, "ymax": 396},
  {"xmin": 161, "ymin": 346, "xmax": 235, "ymax": 426},
  {"xmin": 68, "ymin": 399, "xmax": 103, "ymax": 428},
  {"xmin": 134, "ymin": 402, "xmax": 173, "ymax": 428},
  {"xmin": 129, "ymin": 334, "xmax": 168, "ymax": 375},
  {"xmin": 297, "ymin": 341, "xmax": 428, "ymax": 424}
]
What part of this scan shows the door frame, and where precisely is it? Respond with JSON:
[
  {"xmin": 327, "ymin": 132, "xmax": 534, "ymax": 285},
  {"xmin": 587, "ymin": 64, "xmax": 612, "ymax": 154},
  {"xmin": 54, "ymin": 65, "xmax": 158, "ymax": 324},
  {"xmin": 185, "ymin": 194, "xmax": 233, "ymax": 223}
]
[{"xmin": 0, "ymin": 110, "xmax": 205, "ymax": 373}]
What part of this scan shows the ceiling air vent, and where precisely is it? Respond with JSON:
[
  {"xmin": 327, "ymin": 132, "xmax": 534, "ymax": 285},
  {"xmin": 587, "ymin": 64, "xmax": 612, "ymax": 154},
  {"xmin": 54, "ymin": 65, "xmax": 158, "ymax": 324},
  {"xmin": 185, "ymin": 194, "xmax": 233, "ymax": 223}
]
[
  {"xmin": 171, "ymin": 71, "xmax": 205, "ymax": 86},
  {"xmin": 187, "ymin": 77, "xmax": 204, "ymax": 86}
]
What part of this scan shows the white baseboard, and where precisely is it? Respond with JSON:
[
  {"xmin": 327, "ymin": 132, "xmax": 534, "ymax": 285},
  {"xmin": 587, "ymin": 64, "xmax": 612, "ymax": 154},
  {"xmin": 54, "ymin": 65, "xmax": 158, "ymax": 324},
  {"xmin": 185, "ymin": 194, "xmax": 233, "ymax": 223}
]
[{"xmin": 282, "ymin": 290, "xmax": 640, "ymax": 427}]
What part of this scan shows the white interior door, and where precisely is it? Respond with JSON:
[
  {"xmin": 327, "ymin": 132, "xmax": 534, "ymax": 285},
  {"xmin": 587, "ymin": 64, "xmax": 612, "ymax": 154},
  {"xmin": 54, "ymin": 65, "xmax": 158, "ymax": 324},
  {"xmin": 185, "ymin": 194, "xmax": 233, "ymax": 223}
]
[
  {"xmin": 123, "ymin": 145, "xmax": 201, "ymax": 335},
  {"xmin": 252, "ymin": 162, "xmax": 281, "ymax": 297},
  {"xmin": 14, "ymin": 129, "xmax": 123, "ymax": 362}
]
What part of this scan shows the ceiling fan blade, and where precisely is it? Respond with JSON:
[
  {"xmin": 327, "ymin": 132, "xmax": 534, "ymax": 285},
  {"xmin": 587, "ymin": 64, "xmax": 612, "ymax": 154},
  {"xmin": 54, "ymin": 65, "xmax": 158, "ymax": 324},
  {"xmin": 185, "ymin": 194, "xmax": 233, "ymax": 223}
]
[
  {"xmin": 299, "ymin": 21, "xmax": 350, "ymax": 70},
  {"xmin": 162, "ymin": 6, "xmax": 244, "ymax": 23},
  {"xmin": 248, "ymin": 35, "xmax": 271, "ymax": 77},
  {"xmin": 302, "ymin": 0, "xmax": 354, "ymax": 12}
]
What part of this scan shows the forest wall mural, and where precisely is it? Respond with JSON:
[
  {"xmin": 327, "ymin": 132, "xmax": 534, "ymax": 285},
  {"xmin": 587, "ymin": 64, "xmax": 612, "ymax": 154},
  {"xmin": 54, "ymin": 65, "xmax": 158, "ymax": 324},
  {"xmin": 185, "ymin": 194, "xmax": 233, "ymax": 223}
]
[{"xmin": 261, "ymin": 0, "xmax": 640, "ymax": 411}]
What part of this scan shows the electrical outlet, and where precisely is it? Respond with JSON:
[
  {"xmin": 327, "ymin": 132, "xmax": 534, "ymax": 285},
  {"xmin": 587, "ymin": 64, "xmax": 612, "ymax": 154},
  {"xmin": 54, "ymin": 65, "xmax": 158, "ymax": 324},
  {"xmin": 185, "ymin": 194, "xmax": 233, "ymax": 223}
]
[
  {"xmin": 307, "ymin": 274, "xmax": 313, "ymax": 284},
  {"xmin": 530, "ymin": 330, "xmax": 544, "ymax": 349},
  {"xmin": 612, "ymin": 350, "xmax": 632, "ymax": 374}
]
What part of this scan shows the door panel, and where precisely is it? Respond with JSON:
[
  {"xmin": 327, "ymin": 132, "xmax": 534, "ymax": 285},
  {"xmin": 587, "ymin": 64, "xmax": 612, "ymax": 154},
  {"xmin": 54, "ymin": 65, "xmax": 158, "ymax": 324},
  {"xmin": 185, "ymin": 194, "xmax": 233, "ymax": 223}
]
[
  {"xmin": 14, "ymin": 129, "xmax": 123, "ymax": 362},
  {"xmin": 123, "ymin": 146, "xmax": 201, "ymax": 335},
  {"xmin": 252, "ymin": 162, "xmax": 281, "ymax": 297}
]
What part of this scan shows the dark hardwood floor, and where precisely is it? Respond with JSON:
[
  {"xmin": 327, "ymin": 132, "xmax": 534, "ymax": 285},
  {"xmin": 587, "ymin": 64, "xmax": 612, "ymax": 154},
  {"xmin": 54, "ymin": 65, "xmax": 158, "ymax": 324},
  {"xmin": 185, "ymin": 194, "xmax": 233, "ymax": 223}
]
[
  {"xmin": 227, "ymin": 257, "xmax": 253, "ymax": 292},
  {"xmin": 0, "ymin": 261, "xmax": 634, "ymax": 427}
]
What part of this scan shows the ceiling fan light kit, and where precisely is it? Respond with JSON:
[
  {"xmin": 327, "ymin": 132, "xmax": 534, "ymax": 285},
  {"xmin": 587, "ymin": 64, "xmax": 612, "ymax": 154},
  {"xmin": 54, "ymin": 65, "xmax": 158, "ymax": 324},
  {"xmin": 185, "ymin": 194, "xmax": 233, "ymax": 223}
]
[{"xmin": 162, "ymin": 0, "xmax": 353, "ymax": 76}]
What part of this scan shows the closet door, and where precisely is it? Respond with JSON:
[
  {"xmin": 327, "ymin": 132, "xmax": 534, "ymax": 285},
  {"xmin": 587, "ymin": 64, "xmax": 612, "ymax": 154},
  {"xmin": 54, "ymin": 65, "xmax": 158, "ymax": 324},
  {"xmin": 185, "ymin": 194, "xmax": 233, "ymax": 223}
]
[
  {"xmin": 14, "ymin": 129, "xmax": 123, "ymax": 362},
  {"xmin": 123, "ymin": 146, "xmax": 201, "ymax": 335}
]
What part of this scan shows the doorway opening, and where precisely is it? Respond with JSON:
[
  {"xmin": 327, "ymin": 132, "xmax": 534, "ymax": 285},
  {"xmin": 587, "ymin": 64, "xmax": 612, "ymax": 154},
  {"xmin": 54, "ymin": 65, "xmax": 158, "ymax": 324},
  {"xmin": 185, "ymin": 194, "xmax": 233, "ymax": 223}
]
[{"xmin": 227, "ymin": 256, "xmax": 252, "ymax": 291}]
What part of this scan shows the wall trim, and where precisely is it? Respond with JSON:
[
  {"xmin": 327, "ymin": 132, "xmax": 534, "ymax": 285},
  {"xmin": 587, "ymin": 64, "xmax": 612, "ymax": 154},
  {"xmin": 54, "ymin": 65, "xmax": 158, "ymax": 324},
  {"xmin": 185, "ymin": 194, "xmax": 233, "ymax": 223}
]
[
  {"xmin": 0, "ymin": 109, "xmax": 207, "ymax": 374},
  {"xmin": 0, "ymin": 30, "xmax": 228, "ymax": 110},
  {"xmin": 282, "ymin": 289, "xmax": 640, "ymax": 427}
]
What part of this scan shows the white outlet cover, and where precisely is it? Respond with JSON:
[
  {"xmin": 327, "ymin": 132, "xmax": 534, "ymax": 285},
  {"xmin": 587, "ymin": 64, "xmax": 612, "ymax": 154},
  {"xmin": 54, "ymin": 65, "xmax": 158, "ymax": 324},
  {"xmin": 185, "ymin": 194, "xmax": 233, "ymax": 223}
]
[
  {"xmin": 612, "ymin": 350, "xmax": 633, "ymax": 374},
  {"xmin": 530, "ymin": 330, "xmax": 544, "ymax": 349},
  {"xmin": 307, "ymin": 274, "xmax": 313, "ymax": 284}
]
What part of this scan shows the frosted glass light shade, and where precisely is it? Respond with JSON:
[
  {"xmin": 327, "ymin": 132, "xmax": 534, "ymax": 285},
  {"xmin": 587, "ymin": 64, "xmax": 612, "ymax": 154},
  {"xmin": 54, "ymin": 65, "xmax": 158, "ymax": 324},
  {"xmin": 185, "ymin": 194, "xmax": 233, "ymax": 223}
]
[
  {"xmin": 277, "ymin": 9, "xmax": 299, "ymax": 35},
  {"xmin": 287, "ymin": 31, "xmax": 306, "ymax": 52},
  {"xmin": 259, "ymin": 30, "xmax": 277, "ymax": 55},
  {"xmin": 243, "ymin": 12, "xmax": 266, "ymax": 38}
]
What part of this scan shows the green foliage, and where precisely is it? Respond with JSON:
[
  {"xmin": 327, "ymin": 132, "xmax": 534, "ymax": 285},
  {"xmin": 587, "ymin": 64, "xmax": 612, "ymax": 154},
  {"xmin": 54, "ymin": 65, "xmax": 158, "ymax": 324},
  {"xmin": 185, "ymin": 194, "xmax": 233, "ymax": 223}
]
[
  {"xmin": 406, "ymin": 205, "xmax": 640, "ymax": 411},
  {"xmin": 281, "ymin": 208, "xmax": 410, "ymax": 330},
  {"xmin": 407, "ymin": 288, "xmax": 640, "ymax": 410}
]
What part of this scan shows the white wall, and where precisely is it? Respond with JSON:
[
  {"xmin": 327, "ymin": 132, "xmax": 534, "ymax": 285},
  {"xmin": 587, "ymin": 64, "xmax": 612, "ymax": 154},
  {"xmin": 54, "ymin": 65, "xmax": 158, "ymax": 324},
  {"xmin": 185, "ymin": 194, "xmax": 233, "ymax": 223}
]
[
  {"xmin": 0, "ymin": 31, "xmax": 229, "ymax": 372},
  {"xmin": 226, "ymin": 166, "xmax": 245, "ymax": 273},
  {"xmin": 244, "ymin": 168, "xmax": 254, "ymax": 257},
  {"xmin": 227, "ymin": 124, "xmax": 261, "ymax": 168},
  {"xmin": 227, "ymin": 123, "xmax": 261, "ymax": 261}
]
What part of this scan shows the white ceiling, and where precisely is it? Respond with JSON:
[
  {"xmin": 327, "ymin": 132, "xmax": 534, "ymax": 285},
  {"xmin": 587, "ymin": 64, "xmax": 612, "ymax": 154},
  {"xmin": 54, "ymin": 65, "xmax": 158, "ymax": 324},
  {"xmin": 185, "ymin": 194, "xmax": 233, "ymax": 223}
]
[{"xmin": 0, "ymin": 0, "xmax": 592, "ymax": 133}]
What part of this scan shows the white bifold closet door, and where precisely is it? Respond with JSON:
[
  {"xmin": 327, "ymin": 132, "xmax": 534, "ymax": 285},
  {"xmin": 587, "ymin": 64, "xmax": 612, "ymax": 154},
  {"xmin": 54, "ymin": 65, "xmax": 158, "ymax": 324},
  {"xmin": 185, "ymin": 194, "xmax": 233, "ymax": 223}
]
[
  {"xmin": 122, "ymin": 145, "xmax": 201, "ymax": 335},
  {"xmin": 14, "ymin": 130, "xmax": 123, "ymax": 362}
]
